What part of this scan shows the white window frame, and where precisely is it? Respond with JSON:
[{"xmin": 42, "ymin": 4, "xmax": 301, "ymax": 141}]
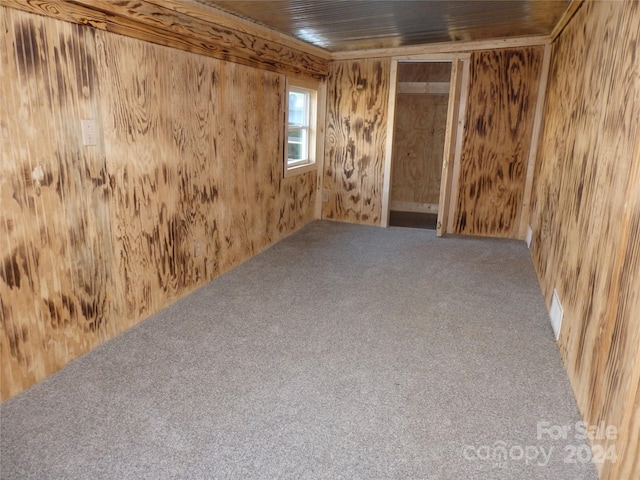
[{"xmin": 285, "ymin": 78, "xmax": 319, "ymax": 177}]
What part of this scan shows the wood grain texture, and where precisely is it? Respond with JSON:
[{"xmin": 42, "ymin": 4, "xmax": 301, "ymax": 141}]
[
  {"xmin": 391, "ymin": 92, "xmax": 449, "ymax": 206},
  {"xmin": 147, "ymin": 0, "xmax": 330, "ymax": 59},
  {"xmin": 391, "ymin": 62, "xmax": 452, "ymax": 210},
  {"xmin": 397, "ymin": 61, "xmax": 451, "ymax": 83},
  {"xmin": 518, "ymin": 44, "xmax": 552, "ymax": 239},
  {"xmin": 322, "ymin": 58, "xmax": 390, "ymax": 225},
  {"xmin": 529, "ymin": 1, "xmax": 640, "ymax": 478},
  {"xmin": 1, "ymin": 7, "xmax": 316, "ymax": 400},
  {"xmin": 453, "ymin": 46, "xmax": 543, "ymax": 238},
  {"xmin": 332, "ymin": 35, "xmax": 549, "ymax": 61},
  {"xmin": 0, "ymin": 0, "xmax": 329, "ymax": 79},
  {"xmin": 1, "ymin": 7, "xmax": 117, "ymax": 396},
  {"xmin": 610, "ymin": 163, "xmax": 640, "ymax": 479}
]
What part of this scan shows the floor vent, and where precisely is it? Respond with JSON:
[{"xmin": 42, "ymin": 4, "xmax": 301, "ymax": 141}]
[{"xmin": 549, "ymin": 289, "xmax": 563, "ymax": 340}]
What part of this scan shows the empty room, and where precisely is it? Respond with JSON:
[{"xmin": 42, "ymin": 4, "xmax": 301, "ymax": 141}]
[{"xmin": 0, "ymin": 1, "xmax": 638, "ymax": 479}]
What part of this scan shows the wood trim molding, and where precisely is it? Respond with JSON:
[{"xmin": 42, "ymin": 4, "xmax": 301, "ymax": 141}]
[
  {"xmin": 314, "ymin": 81, "xmax": 328, "ymax": 220},
  {"xmin": 2, "ymin": 0, "xmax": 579, "ymax": 75},
  {"xmin": 380, "ymin": 59, "xmax": 399, "ymax": 227},
  {"xmin": 437, "ymin": 58, "xmax": 463, "ymax": 237},
  {"xmin": 397, "ymin": 82, "xmax": 450, "ymax": 95},
  {"xmin": 390, "ymin": 201, "xmax": 439, "ymax": 214},
  {"xmin": 0, "ymin": 0, "xmax": 329, "ymax": 78},
  {"xmin": 518, "ymin": 43, "xmax": 553, "ymax": 239},
  {"xmin": 149, "ymin": 0, "xmax": 331, "ymax": 60},
  {"xmin": 331, "ymin": 35, "xmax": 551, "ymax": 61},
  {"xmin": 549, "ymin": 0, "xmax": 585, "ymax": 43},
  {"xmin": 446, "ymin": 58, "xmax": 471, "ymax": 234},
  {"xmin": 1, "ymin": 0, "xmax": 574, "ymax": 76}
]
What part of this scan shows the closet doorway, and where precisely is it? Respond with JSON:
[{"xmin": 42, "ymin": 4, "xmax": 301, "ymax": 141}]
[{"xmin": 381, "ymin": 56, "xmax": 469, "ymax": 236}]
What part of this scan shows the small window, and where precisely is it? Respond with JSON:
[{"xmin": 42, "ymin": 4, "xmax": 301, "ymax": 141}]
[
  {"xmin": 288, "ymin": 88, "xmax": 309, "ymax": 165},
  {"xmin": 285, "ymin": 80, "xmax": 318, "ymax": 177}
]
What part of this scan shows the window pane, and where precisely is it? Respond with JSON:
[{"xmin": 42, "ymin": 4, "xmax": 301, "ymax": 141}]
[
  {"xmin": 285, "ymin": 83, "xmax": 316, "ymax": 174},
  {"xmin": 288, "ymin": 127, "xmax": 308, "ymax": 164},
  {"xmin": 289, "ymin": 129, "xmax": 303, "ymax": 141},
  {"xmin": 288, "ymin": 91, "xmax": 308, "ymax": 127},
  {"xmin": 288, "ymin": 142, "xmax": 303, "ymax": 161}
]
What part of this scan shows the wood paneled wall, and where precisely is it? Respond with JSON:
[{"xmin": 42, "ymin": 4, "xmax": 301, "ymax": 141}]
[
  {"xmin": 1, "ymin": 0, "xmax": 330, "ymax": 79},
  {"xmin": 322, "ymin": 58, "xmax": 390, "ymax": 225},
  {"xmin": 323, "ymin": 49, "xmax": 544, "ymax": 235},
  {"xmin": 529, "ymin": 1, "xmax": 640, "ymax": 478},
  {"xmin": 452, "ymin": 46, "xmax": 544, "ymax": 237},
  {"xmin": 0, "ymin": 7, "xmax": 316, "ymax": 400}
]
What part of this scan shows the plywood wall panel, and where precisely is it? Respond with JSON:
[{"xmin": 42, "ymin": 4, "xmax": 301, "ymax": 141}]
[
  {"xmin": 606, "ymin": 190, "xmax": 640, "ymax": 480},
  {"xmin": 1, "ymin": 0, "xmax": 329, "ymax": 80},
  {"xmin": 97, "ymin": 31, "xmax": 316, "ymax": 332},
  {"xmin": 322, "ymin": 50, "xmax": 543, "ymax": 232},
  {"xmin": 615, "ymin": 371, "xmax": 640, "ymax": 478},
  {"xmin": 529, "ymin": 1, "xmax": 640, "ymax": 478},
  {"xmin": 1, "ymin": 6, "xmax": 316, "ymax": 399},
  {"xmin": 453, "ymin": 46, "xmax": 543, "ymax": 237},
  {"xmin": 98, "ymin": 35, "xmax": 176, "ymax": 324},
  {"xmin": 398, "ymin": 62, "xmax": 451, "ymax": 83},
  {"xmin": 0, "ymin": 8, "xmax": 118, "ymax": 398},
  {"xmin": 322, "ymin": 58, "xmax": 390, "ymax": 225},
  {"xmin": 391, "ymin": 93, "xmax": 449, "ymax": 206}
]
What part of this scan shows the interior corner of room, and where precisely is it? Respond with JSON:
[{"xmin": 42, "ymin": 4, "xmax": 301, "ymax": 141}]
[{"xmin": 0, "ymin": 1, "xmax": 638, "ymax": 479}]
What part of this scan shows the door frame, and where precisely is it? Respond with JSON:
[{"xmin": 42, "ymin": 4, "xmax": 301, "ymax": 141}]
[{"xmin": 381, "ymin": 53, "xmax": 471, "ymax": 236}]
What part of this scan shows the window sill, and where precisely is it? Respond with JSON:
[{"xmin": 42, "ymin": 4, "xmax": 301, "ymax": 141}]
[{"xmin": 284, "ymin": 162, "xmax": 317, "ymax": 178}]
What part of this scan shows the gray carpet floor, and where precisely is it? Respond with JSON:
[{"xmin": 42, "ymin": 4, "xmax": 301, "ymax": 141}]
[{"xmin": 0, "ymin": 221, "xmax": 597, "ymax": 479}]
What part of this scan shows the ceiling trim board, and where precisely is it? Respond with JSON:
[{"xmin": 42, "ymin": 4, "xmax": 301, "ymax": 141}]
[
  {"xmin": 549, "ymin": 0, "xmax": 585, "ymax": 42},
  {"xmin": 0, "ymin": 0, "xmax": 329, "ymax": 78},
  {"xmin": 331, "ymin": 35, "xmax": 551, "ymax": 61},
  {"xmin": 392, "ymin": 53, "xmax": 472, "ymax": 62},
  {"xmin": 149, "ymin": 0, "xmax": 332, "ymax": 60}
]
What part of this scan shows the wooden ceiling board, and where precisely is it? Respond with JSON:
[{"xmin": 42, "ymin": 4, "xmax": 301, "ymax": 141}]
[{"xmin": 204, "ymin": 0, "xmax": 573, "ymax": 51}]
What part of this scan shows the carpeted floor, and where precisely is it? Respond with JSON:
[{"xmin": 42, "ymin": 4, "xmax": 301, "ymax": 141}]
[{"xmin": 0, "ymin": 221, "xmax": 597, "ymax": 479}]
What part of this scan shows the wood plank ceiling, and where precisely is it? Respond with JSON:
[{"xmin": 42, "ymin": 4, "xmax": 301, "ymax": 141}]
[{"xmin": 201, "ymin": 0, "xmax": 572, "ymax": 51}]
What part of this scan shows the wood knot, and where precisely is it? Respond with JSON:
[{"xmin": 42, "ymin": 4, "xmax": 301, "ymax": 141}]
[{"xmin": 31, "ymin": 166, "xmax": 45, "ymax": 196}]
